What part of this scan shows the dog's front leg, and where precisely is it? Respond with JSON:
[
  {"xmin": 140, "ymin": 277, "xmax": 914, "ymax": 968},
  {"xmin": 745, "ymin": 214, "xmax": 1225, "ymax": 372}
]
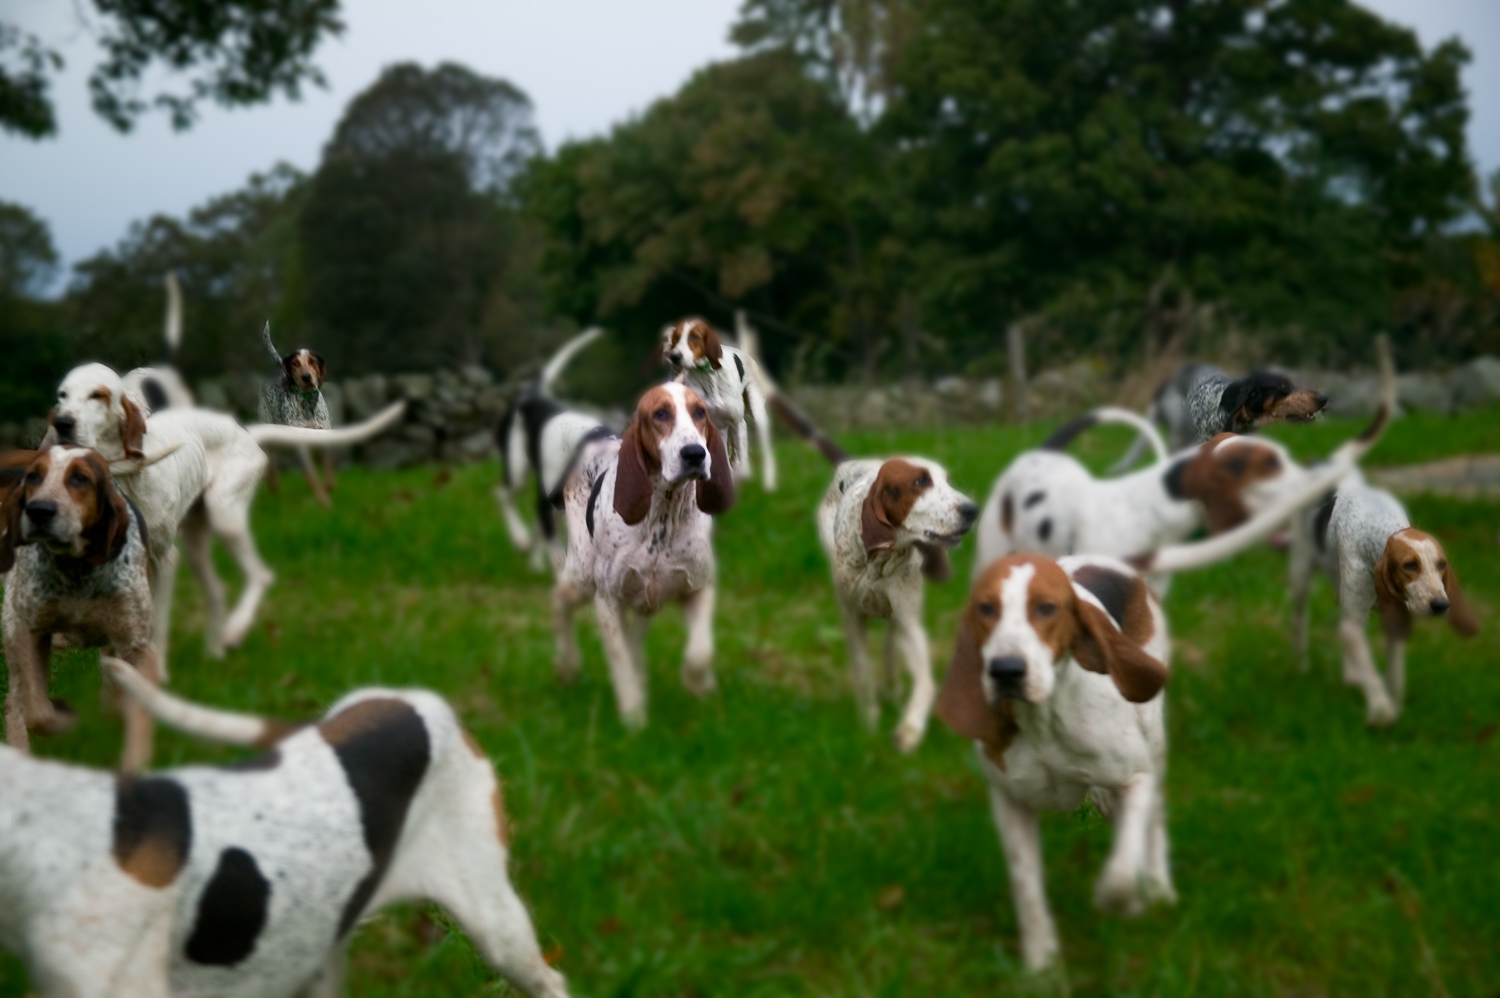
[
  {"xmin": 1145, "ymin": 775, "xmax": 1177, "ymax": 905},
  {"xmin": 841, "ymin": 604, "xmax": 877, "ymax": 731},
  {"xmin": 749, "ymin": 387, "xmax": 776, "ymax": 491},
  {"xmin": 552, "ymin": 577, "xmax": 585, "ymax": 682},
  {"xmin": 595, "ymin": 596, "xmax": 647, "ymax": 728},
  {"xmin": 1385, "ymin": 635, "xmax": 1407, "ymax": 710},
  {"xmin": 987, "ymin": 780, "xmax": 1059, "ymax": 972},
  {"xmin": 149, "ymin": 542, "xmax": 181, "ymax": 672},
  {"xmin": 181, "ymin": 506, "xmax": 225, "ymax": 661},
  {"xmin": 891, "ymin": 607, "xmax": 934, "ymax": 754},
  {"xmin": 733, "ymin": 417, "xmax": 752, "ymax": 481},
  {"xmin": 1339, "ymin": 615, "xmax": 1395, "ymax": 725},
  {"xmin": 1287, "ymin": 527, "xmax": 1314, "ymax": 669},
  {"xmin": 4, "ymin": 623, "xmax": 58, "ymax": 750},
  {"xmin": 680, "ymin": 584, "xmax": 718, "ymax": 697},
  {"xmin": 1094, "ymin": 772, "xmax": 1157, "ymax": 917}
]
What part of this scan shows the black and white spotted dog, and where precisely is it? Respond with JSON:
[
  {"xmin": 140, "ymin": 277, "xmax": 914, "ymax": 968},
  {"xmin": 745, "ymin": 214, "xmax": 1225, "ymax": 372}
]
[
  {"xmin": 259, "ymin": 322, "xmax": 335, "ymax": 505},
  {"xmin": 0, "ymin": 658, "xmax": 570, "ymax": 998},
  {"xmin": 1113, "ymin": 363, "xmax": 1328, "ymax": 472},
  {"xmin": 495, "ymin": 327, "xmax": 614, "ymax": 573}
]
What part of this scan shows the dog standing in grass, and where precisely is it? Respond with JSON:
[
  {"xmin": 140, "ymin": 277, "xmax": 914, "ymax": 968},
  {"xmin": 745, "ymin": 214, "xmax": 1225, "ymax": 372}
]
[{"xmin": 259, "ymin": 321, "xmax": 335, "ymax": 507}]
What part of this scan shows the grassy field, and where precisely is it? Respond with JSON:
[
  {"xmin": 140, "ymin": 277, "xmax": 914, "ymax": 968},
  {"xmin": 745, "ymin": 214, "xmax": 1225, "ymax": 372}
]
[{"xmin": 3, "ymin": 410, "xmax": 1498, "ymax": 997}]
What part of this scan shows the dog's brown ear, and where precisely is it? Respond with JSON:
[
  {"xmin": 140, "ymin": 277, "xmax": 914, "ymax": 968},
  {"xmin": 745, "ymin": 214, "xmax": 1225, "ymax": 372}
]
[
  {"xmin": 0, "ymin": 463, "xmax": 30, "ymax": 572},
  {"xmin": 918, "ymin": 542, "xmax": 952, "ymax": 582},
  {"xmin": 1442, "ymin": 560, "xmax": 1478, "ymax": 638},
  {"xmin": 84, "ymin": 458, "xmax": 131, "ymax": 566},
  {"xmin": 695, "ymin": 417, "xmax": 736, "ymax": 516},
  {"xmin": 937, "ymin": 612, "xmax": 1013, "ymax": 749},
  {"xmin": 1070, "ymin": 597, "xmax": 1168, "ymax": 703},
  {"xmin": 1176, "ymin": 435, "xmax": 1248, "ymax": 534},
  {"xmin": 702, "ymin": 326, "xmax": 724, "ymax": 371},
  {"xmin": 613, "ymin": 417, "xmax": 655, "ymax": 526},
  {"xmin": 1373, "ymin": 548, "xmax": 1412, "ymax": 641},
  {"xmin": 120, "ymin": 395, "xmax": 147, "ymax": 460},
  {"xmin": 311, "ymin": 352, "xmax": 328, "ymax": 385},
  {"xmin": 861, "ymin": 485, "xmax": 897, "ymax": 556}
]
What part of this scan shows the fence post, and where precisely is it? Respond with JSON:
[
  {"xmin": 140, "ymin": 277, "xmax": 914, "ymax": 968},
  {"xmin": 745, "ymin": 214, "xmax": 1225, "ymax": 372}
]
[{"xmin": 1007, "ymin": 322, "xmax": 1028, "ymax": 423}]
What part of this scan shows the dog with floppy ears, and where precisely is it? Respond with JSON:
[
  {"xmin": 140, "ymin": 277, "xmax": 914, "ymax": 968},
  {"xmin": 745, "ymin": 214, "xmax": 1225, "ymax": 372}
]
[
  {"xmin": 659, "ymin": 317, "xmax": 776, "ymax": 490},
  {"xmin": 937, "ymin": 553, "xmax": 1173, "ymax": 972},
  {"xmin": 2, "ymin": 446, "xmax": 165, "ymax": 772},
  {"xmin": 0, "ymin": 656, "xmax": 569, "ymax": 998},
  {"xmin": 553, "ymin": 381, "xmax": 735, "ymax": 728},
  {"xmin": 1290, "ymin": 470, "xmax": 1478, "ymax": 726}
]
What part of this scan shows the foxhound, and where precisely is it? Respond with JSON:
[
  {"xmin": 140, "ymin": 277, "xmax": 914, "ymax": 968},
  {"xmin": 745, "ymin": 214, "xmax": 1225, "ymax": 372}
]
[
  {"xmin": 259, "ymin": 322, "xmax": 336, "ymax": 507},
  {"xmin": 1113, "ymin": 362, "xmax": 1328, "ymax": 471},
  {"xmin": 495, "ymin": 328, "xmax": 613, "ymax": 574},
  {"xmin": 0, "ymin": 657, "xmax": 569, "ymax": 998},
  {"xmin": 936, "ymin": 554, "xmax": 1173, "ymax": 971},
  {"xmin": 553, "ymin": 382, "xmax": 736, "ymax": 728},
  {"xmin": 659, "ymin": 317, "xmax": 776, "ymax": 490},
  {"xmin": 2, "ymin": 446, "xmax": 164, "ymax": 771},
  {"xmin": 1290, "ymin": 471, "xmax": 1478, "ymax": 725}
]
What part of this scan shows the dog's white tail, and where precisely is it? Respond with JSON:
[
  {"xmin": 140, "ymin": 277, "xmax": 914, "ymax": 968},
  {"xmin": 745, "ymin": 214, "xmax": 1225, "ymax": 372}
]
[
  {"xmin": 260, "ymin": 320, "xmax": 282, "ymax": 366},
  {"xmin": 102, "ymin": 656, "xmax": 290, "ymax": 747},
  {"xmin": 163, "ymin": 271, "xmax": 183, "ymax": 359},
  {"xmin": 248, "ymin": 400, "xmax": 406, "ymax": 448},
  {"xmin": 539, "ymin": 327, "xmax": 604, "ymax": 396},
  {"xmin": 1134, "ymin": 338, "xmax": 1395, "ymax": 574},
  {"xmin": 1042, "ymin": 406, "xmax": 1170, "ymax": 466}
]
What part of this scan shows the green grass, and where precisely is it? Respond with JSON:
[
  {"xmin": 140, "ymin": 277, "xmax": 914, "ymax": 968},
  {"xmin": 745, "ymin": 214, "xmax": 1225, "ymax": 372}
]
[{"xmin": 3, "ymin": 410, "xmax": 1498, "ymax": 997}]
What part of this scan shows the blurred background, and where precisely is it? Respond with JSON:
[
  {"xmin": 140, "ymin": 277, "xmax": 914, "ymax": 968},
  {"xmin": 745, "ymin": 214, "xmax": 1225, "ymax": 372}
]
[{"xmin": 3, "ymin": 0, "xmax": 1499, "ymax": 433}]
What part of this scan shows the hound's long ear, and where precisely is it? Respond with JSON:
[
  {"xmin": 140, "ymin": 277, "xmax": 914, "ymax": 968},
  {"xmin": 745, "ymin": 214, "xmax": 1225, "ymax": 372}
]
[
  {"xmin": 861, "ymin": 481, "xmax": 897, "ymax": 556},
  {"xmin": 1442, "ymin": 561, "xmax": 1478, "ymax": 638},
  {"xmin": 613, "ymin": 418, "xmax": 655, "ymax": 526},
  {"xmin": 0, "ymin": 472, "xmax": 27, "ymax": 572},
  {"xmin": 85, "ymin": 470, "xmax": 131, "ymax": 566},
  {"xmin": 1373, "ymin": 550, "xmax": 1412, "ymax": 641},
  {"xmin": 918, "ymin": 542, "xmax": 952, "ymax": 582},
  {"xmin": 936, "ymin": 613, "xmax": 1008, "ymax": 746},
  {"xmin": 696, "ymin": 417, "xmax": 736, "ymax": 515},
  {"xmin": 311, "ymin": 352, "xmax": 328, "ymax": 385},
  {"xmin": 702, "ymin": 326, "xmax": 724, "ymax": 371},
  {"xmin": 1220, "ymin": 380, "xmax": 1257, "ymax": 431},
  {"xmin": 1071, "ymin": 598, "xmax": 1168, "ymax": 703},
  {"xmin": 120, "ymin": 395, "xmax": 147, "ymax": 460},
  {"xmin": 1177, "ymin": 435, "xmax": 1247, "ymax": 534}
]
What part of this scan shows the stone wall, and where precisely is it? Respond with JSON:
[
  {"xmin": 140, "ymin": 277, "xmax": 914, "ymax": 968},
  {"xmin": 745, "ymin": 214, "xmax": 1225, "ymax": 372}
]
[{"xmin": 3, "ymin": 355, "xmax": 1497, "ymax": 463}]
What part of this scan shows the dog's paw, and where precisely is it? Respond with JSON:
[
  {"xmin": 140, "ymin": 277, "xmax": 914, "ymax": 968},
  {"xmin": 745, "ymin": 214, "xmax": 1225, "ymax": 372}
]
[
  {"xmin": 1366, "ymin": 698, "xmax": 1399, "ymax": 727},
  {"xmin": 1093, "ymin": 869, "xmax": 1148, "ymax": 918},
  {"xmin": 893, "ymin": 721, "xmax": 926, "ymax": 755},
  {"xmin": 680, "ymin": 662, "xmax": 718, "ymax": 698},
  {"xmin": 1018, "ymin": 932, "xmax": 1062, "ymax": 975},
  {"xmin": 33, "ymin": 699, "xmax": 78, "ymax": 737},
  {"xmin": 619, "ymin": 705, "xmax": 648, "ymax": 731}
]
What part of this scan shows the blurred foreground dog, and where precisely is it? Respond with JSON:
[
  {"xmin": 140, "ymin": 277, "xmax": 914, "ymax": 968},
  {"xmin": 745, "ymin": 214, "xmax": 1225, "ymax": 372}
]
[
  {"xmin": 937, "ymin": 554, "xmax": 1172, "ymax": 971},
  {"xmin": 1290, "ymin": 471, "xmax": 1477, "ymax": 725},
  {"xmin": 495, "ymin": 328, "xmax": 612, "ymax": 573},
  {"xmin": 1113, "ymin": 362, "xmax": 1328, "ymax": 471},
  {"xmin": 553, "ymin": 382, "xmax": 735, "ymax": 727},
  {"xmin": 2, "ymin": 446, "xmax": 173, "ymax": 771},
  {"xmin": 259, "ymin": 321, "xmax": 336, "ymax": 507},
  {"xmin": 658, "ymin": 316, "xmax": 776, "ymax": 489},
  {"xmin": 0, "ymin": 657, "xmax": 569, "ymax": 998}
]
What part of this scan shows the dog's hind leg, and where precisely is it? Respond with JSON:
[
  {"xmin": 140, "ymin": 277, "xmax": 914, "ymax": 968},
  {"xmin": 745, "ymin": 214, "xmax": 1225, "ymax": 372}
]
[
  {"xmin": 212, "ymin": 494, "xmax": 276, "ymax": 650},
  {"xmin": 181, "ymin": 502, "xmax": 227, "ymax": 660},
  {"xmin": 552, "ymin": 577, "xmax": 586, "ymax": 683},
  {"xmin": 748, "ymin": 384, "xmax": 776, "ymax": 491},
  {"xmin": 891, "ymin": 609, "xmax": 934, "ymax": 754},
  {"xmin": 149, "ymin": 544, "xmax": 180, "ymax": 675},
  {"xmin": 1339, "ymin": 614, "xmax": 1395, "ymax": 725},
  {"xmin": 841, "ymin": 605, "xmax": 878, "ymax": 732},
  {"xmin": 1385, "ymin": 635, "xmax": 1407, "ymax": 710},
  {"xmin": 987, "ymin": 780, "xmax": 1059, "ymax": 972},
  {"xmin": 297, "ymin": 444, "xmax": 331, "ymax": 508}
]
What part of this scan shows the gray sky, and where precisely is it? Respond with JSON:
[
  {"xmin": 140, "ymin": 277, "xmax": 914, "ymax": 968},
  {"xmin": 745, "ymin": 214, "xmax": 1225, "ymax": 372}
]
[{"xmin": 2, "ymin": 0, "xmax": 1496, "ymax": 280}]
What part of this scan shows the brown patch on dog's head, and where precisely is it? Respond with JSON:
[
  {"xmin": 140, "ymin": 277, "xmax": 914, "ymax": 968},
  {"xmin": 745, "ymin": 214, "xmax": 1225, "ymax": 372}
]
[
  {"xmin": 1376, "ymin": 528, "xmax": 1478, "ymax": 640},
  {"xmin": 685, "ymin": 319, "xmax": 724, "ymax": 371},
  {"xmin": 1174, "ymin": 434, "xmax": 1286, "ymax": 534},
  {"xmin": 283, "ymin": 349, "xmax": 326, "ymax": 392},
  {"xmin": 1069, "ymin": 562, "xmax": 1156, "ymax": 647},
  {"xmin": 70, "ymin": 450, "xmax": 132, "ymax": 566},
  {"xmin": 1373, "ymin": 533, "xmax": 1414, "ymax": 641},
  {"xmin": 861, "ymin": 458, "xmax": 935, "ymax": 556},
  {"xmin": 120, "ymin": 394, "xmax": 147, "ymax": 460},
  {"xmin": 614, "ymin": 385, "xmax": 673, "ymax": 525},
  {"xmin": 1222, "ymin": 371, "xmax": 1327, "ymax": 432}
]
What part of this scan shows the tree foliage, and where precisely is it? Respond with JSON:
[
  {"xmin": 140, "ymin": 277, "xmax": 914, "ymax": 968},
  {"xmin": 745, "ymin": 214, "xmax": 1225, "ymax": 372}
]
[{"xmin": 2, "ymin": 0, "xmax": 342, "ymax": 137}]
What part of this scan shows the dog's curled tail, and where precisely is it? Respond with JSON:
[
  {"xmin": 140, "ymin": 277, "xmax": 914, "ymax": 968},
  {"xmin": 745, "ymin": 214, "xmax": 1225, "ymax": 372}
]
[
  {"xmin": 1044, "ymin": 407, "xmax": 1169, "ymax": 466},
  {"xmin": 248, "ymin": 400, "xmax": 406, "ymax": 448},
  {"xmin": 739, "ymin": 330, "xmax": 850, "ymax": 466},
  {"xmin": 163, "ymin": 271, "xmax": 183, "ymax": 361},
  {"xmin": 260, "ymin": 320, "xmax": 282, "ymax": 366},
  {"xmin": 538, "ymin": 326, "xmax": 604, "ymax": 396},
  {"xmin": 102, "ymin": 656, "xmax": 300, "ymax": 748}
]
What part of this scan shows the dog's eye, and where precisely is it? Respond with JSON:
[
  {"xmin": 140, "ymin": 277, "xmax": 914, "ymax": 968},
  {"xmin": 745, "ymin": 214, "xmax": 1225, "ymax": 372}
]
[
  {"xmin": 25, "ymin": 470, "xmax": 41, "ymax": 484},
  {"xmin": 654, "ymin": 408, "xmax": 672, "ymax": 421},
  {"xmin": 693, "ymin": 407, "xmax": 706, "ymax": 420},
  {"xmin": 58, "ymin": 391, "xmax": 67, "ymax": 400},
  {"xmin": 914, "ymin": 474, "xmax": 931, "ymax": 488},
  {"xmin": 976, "ymin": 601, "xmax": 998, "ymax": 619},
  {"xmin": 1436, "ymin": 560, "xmax": 1447, "ymax": 572},
  {"xmin": 1034, "ymin": 601, "xmax": 1058, "ymax": 618},
  {"xmin": 1261, "ymin": 454, "xmax": 1281, "ymax": 471},
  {"xmin": 90, "ymin": 388, "xmax": 110, "ymax": 401},
  {"xmin": 1403, "ymin": 560, "xmax": 1419, "ymax": 573},
  {"xmin": 68, "ymin": 472, "xmax": 89, "ymax": 488}
]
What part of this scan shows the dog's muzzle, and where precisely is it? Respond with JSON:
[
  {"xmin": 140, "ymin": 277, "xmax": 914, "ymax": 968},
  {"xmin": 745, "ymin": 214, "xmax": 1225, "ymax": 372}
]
[
  {"xmin": 987, "ymin": 655, "xmax": 1027, "ymax": 699},
  {"xmin": 678, "ymin": 443, "xmax": 709, "ymax": 480},
  {"xmin": 52, "ymin": 414, "xmax": 77, "ymax": 443}
]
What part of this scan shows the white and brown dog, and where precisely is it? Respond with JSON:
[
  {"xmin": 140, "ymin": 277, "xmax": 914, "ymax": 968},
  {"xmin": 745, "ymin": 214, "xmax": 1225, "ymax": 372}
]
[
  {"xmin": 553, "ymin": 382, "xmax": 735, "ymax": 728},
  {"xmin": 2, "ymin": 447, "xmax": 164, "ymax": 771},
  {"xmin": 658, "ymin": 318, "xmax": 776, "ymax": 490},
  {"xmin": 818, "ymin": 455, "xmax": 978, "ymax": 752},
  {"xmin": 0, "ymin": 657, "xmax": 568, "ymax": 998},
  {"xmin": 936, "ymin": 553, "xmax": 1173, "ymax": 971},
  {"xmin": 1290, "ymin": 471, "xmax": 1478, "ymax": 725}
]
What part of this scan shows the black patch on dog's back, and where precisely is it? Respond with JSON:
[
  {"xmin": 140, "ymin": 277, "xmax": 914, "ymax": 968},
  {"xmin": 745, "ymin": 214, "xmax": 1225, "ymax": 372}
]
[
  {"xmin": 1313, "ymin": 491, "xmax": 1337, "ymax": 553},
  {"xmin": 1072, "ymin": 563, "xmax": 1134, "ymax": 630},
  {"xmin": 113, "ymin": 776, "xmax": 192, "ymax": 887},
  {"xmin": 321, "ymin": 699, "xmax": 431, "ymax": 936},
  {"xmin": 546, "ymin": 425, "xmax": 616, "ymax": 510},
  {"xmin": 185, "ymin": 848, "xmax": 271, "ymax": 966},
  {"xmin": 143, "ymin": 377, "xmax": 170, "ymax": 412},
  {"xmin": 734, "ymin": 353, "xmax": 745, "ymax": 382},
  {"xmin": 585, "ymin": 472, "xmax": 608, "ymax": 537},
  {"xmin": 1023, "ymin": 490, "xmax": 1046, "ymax": 509}
]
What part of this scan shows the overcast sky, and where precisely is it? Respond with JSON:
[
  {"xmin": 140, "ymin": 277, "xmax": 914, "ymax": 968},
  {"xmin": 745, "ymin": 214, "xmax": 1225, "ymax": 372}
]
[{"xmin": 2, "ymin": 0, "xmax": 1496, "ymax": 283}]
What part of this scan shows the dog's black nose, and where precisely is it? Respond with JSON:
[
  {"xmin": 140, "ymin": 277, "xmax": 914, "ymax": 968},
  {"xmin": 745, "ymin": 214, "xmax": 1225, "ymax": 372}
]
[
  {"xmin": 1313, "ymin": 391, "xmax": 1329, "ymax": 409},
  {"xmin": 1430, "ymin": 598, "xmax": 1450, "ymax": 615},
  {"xmin": 301, "ymin": 373, "xmax": 315, "ymax": 385},
  {"xmin": 668, "ymin": 351, "xmax": 683, "ymax": 365},
  {"xmin": 52, "ymin": 414, "xmax": 76, "ymax": 439},
  {"xmin": 25, "ymin": 501, "xmax": 58, "ymax": 525},
  {"xmin": 680, "ymin": 444, "xmax": 706, "ymax": 467},
  {"xmin": 986, "ymin": 655, "xmax": 1026, "ymax": 682},
  {"xmin": 958, "ymin": 501, "xmax": 979, "ymax": 524}
]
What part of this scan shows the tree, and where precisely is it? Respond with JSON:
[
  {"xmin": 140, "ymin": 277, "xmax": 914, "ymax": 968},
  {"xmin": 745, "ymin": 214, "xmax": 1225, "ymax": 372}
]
[
  {"xmin": 0, "ymin": 199, "xmax": 59, "ymax": 297},
  {"xmin": 0, "ymin": 201, "xmax": 66, "ymax": 421},
  {"xmin": 299, "ymin": 62, "xmax": 549, "ymax": 373},
  {"xmin": 2, "ymin": 0, "xmax": 343, "ymax": 138}
]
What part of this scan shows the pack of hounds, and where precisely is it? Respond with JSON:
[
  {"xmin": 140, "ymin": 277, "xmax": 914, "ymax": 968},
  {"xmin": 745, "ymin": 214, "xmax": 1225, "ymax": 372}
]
[{"xmin": 0, "ymin": 302, "xmax": 1479, "ymax": 994}]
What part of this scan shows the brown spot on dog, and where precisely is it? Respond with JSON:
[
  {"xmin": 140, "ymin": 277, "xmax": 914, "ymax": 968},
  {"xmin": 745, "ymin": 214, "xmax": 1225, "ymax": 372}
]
[
  {"xmin": 1176, "ymin": 435, "xmax": 1285, "ymax": 534},
  {"xmin": 860, "ymin": 458, "xmax": 934, "ymax": 556},
  {"xmin": 113, "ymin": 776, "xmax": 192, "ymax": 888},
  {"xmin": 1071, "ymin": 563, "xmax": 1155, "ymax": 646}
]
